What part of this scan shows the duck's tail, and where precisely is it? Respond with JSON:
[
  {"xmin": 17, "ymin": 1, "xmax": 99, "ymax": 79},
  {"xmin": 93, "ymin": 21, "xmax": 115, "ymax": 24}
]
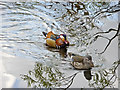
[{"xmin": 42, "ymin": 32, "xmax": 47, "ymax": 37}]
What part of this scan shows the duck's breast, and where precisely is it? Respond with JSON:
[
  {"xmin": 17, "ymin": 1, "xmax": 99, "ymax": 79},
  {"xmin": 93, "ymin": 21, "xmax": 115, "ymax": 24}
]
[{"xmin": 46, "ymin": 38, "xmax": 56, "ymax": 48}]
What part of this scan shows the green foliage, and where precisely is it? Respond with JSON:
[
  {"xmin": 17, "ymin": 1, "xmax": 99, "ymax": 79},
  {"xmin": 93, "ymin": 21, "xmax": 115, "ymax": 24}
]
[
  {"xmin": 21, "ymin": 62, "xmax": 64, "ymax": 88},
  {"xmin": 89, "ymin": 60, "xmax": 119, "ymax": 89}
]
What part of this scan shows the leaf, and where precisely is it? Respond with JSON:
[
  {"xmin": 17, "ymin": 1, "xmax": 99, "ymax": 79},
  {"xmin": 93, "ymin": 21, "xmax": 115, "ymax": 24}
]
[
  {"xmin": 103, "ymin": 70, "xmax": 108, "ymax": 76},
  {"xmin": 28, "ymin": 81, "xmax": 31, "ymax": 87},
  {"xmin": 29, "ymin": 70, "xmax": 32, "ymax": 75},
  {"xmin": 95, "ymin": 73, "xmax": 99, "ymax": 80}
]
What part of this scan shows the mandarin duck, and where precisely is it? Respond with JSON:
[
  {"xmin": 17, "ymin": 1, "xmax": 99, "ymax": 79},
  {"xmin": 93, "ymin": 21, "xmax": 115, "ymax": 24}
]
[
  {"xmin": 42, "ymin": 31, "xmax": 69, "ymax": 48},
  {"xmin": 68, "ymin": 52, "xmax": 94, "ymax": 69}
]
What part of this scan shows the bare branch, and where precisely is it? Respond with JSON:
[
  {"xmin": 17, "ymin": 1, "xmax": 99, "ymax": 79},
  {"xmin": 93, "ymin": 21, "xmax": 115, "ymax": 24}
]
[
  {"xmin": 95, "ymin": 35, "xmax": 110, "ymax": 40},
  {"xmin": 65, "ymin": 72, "xmax": 78, "ymax": 89},
  {"xmin": 60, "ymin": 72, "xmax": 79, "ymax": 82},
  {"xmin": 99, "ymin": 23, "xmax": 120, "ymax": 54},
  {"xmin": 93, "ymin": 29, "xmax": 117, "ymax": 37}
]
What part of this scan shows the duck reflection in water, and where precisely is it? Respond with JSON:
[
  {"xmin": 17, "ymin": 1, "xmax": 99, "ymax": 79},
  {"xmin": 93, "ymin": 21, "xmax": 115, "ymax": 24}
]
[
  {"xmin": 84, "ymin": 70, "xmax": 92, "ymax": 80},
  {"xmin": 45, "ymin": 46, "xmax": 68, "ymax": 58}
]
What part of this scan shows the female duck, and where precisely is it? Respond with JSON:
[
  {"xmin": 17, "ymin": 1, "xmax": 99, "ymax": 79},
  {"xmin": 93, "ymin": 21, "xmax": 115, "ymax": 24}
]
[{"xmin": 68, "ymin": 52, "xmax": 94, "ymax": 70}]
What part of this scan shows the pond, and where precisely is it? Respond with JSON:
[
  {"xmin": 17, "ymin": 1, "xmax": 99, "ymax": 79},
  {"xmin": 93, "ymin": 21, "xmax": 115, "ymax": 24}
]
[{"xmin": 1, "ymin": 1, "xmax": 120, "ymax": 89}]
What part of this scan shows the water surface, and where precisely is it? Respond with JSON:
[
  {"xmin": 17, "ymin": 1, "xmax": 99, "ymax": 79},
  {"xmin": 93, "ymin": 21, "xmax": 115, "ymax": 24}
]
[{"xmin": 1, "ymin": 1, "xmax": 119, "ymax": 88}]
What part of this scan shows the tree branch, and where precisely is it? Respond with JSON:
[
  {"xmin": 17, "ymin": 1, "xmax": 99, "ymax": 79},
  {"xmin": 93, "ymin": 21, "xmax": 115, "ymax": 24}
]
[
  {"xmin": 95, "ymin": 35, "xmax": 110, "ymax": 40},
  {"xmin": 59, "ymin": 72, "xmax": 79, "ymax": 82},
  {"xmin": 93, "ymin": 29, "xmax": 117, "ymax": 37},
  {"xmin": 98, "ymin": 23, "xmax": 120, "ymax": 54},
  {"xmin": 65, "ymin": 72, "xmax": 78, "ymax": 89}
]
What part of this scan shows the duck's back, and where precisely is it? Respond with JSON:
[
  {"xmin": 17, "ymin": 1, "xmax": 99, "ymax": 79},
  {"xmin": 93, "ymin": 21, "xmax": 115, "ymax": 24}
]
[{"xmin": 72, "ymin": 56, "xmax": 84, "ymax": 62}]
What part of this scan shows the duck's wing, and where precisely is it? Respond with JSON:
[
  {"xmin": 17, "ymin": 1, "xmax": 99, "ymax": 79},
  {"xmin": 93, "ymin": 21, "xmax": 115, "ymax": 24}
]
[
  {"xmin": 50, "ymin": 34, "xmax": 58, "ymax": 40},
  {"xmin": 72, "ymin": 56, "xmax": 84, "ymax": 62}
]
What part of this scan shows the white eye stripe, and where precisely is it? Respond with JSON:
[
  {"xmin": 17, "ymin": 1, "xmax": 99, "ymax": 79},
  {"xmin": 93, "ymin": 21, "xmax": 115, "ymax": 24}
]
[{"xmin": 60, "ymin": 35, "xmax": 64, "ymax": 39}]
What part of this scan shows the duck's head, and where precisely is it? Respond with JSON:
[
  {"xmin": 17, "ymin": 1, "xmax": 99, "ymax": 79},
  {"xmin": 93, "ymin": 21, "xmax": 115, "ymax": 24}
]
[
  {"xmin": 60, "ymin": 34, "xmax": 69, "ymax": 46},
  {"xmin": 60, "ymin": 34, "xmax": 66, "ymax": 40},
  {"xmin": 85, "ymin": 55, "xmax": 92, "ymax": 61},
  {"xmin": 83, "ymin": 55, "xmax": 94, "ymax": 67}
]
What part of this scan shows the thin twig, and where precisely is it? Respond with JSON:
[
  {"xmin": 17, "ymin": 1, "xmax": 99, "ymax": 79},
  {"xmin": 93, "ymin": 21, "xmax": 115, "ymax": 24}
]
[
  {"xmin": 59, "ymin": 72, "xmax": 79, "ymax": 81},
  {"xmin": 65, "ymin": 72, "xmax": 79, "ymax": 89},
  {"xmin": 95, "ymin": 35, "xmax": 110, "ymax": 40},
  {"xmin": 102, "ymin": 60, "xmax": 120, "ymax": 88}
]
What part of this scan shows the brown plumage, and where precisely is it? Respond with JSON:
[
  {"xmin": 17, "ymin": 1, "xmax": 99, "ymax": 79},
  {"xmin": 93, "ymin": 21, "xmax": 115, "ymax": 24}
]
[{"xmin": 68, "ymin": 52, "xmax": 94, "ymax": 69}]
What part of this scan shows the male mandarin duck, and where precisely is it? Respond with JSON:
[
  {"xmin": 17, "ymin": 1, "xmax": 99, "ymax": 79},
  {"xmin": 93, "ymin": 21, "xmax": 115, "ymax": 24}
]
[
  {"xmin": 42, "ymin": 31, "xmax": 69, "ymax": 48},
  {"xmin": 68, "ymin": 52, "xmax": 94, "ymax": 69}
]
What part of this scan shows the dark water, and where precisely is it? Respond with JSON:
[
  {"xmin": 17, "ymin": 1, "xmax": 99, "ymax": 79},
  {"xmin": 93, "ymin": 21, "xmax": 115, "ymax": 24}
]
[{"xmin": 1, "ymin": 1, "xmax": 120, "ymax": 88}]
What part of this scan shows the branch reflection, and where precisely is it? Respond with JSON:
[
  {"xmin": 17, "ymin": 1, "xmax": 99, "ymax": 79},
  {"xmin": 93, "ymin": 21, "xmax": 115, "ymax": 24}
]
[{"xmin": 21, "ymin": 60, "xmax": 119, "ymax": 88}]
